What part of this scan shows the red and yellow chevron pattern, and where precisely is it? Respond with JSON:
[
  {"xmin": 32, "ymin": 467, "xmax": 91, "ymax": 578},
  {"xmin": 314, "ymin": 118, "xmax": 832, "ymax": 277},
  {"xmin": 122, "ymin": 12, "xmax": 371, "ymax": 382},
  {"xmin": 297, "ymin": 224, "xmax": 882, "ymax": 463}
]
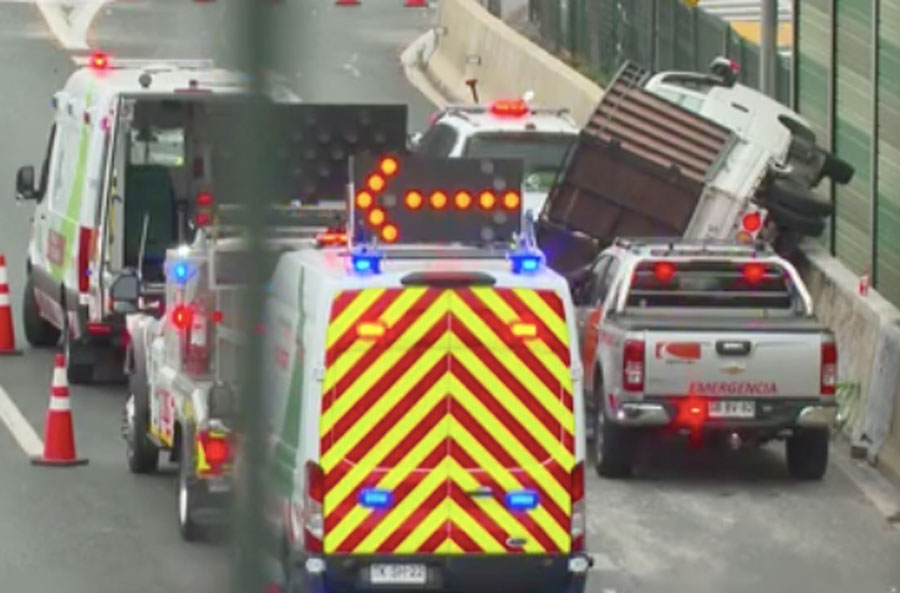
[{"xmin": 319, "ymin": 286, "xmax": 575, "ymax": 555}]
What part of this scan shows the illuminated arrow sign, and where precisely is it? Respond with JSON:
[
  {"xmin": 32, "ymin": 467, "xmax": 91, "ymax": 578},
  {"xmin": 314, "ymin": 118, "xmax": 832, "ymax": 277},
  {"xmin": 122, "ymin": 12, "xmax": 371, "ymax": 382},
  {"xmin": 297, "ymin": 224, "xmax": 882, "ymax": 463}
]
[{"xmin": 350, "ymin": 154, "xmax": 524, "ymax": 246}]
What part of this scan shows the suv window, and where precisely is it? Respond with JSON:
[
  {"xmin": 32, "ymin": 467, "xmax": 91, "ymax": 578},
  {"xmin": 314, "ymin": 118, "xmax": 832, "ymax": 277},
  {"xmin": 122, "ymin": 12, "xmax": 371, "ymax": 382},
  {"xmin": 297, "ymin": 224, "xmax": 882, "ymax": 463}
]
[
  {"xmin": 415, "ymin": 123, "xmax": 458, "ymax": 157},
  {"xmin": 589, "ymin": 256, "xmax": 619, "ymax": 306}
]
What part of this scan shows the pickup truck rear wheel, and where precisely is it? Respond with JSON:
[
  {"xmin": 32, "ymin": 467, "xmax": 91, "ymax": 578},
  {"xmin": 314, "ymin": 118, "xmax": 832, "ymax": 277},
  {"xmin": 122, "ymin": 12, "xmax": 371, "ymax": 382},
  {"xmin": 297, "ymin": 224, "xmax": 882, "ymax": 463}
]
[
  {"xmin": 125, "ymin": 359, "xmax": 159, "ymax": 474},
  {"xmin": 592, "ymin": 384, "xmax": 635, "ymax": 479},
  {"xmin": 786, "ymin": 428, "xmax": 829, "ymax": 480},
  {"xmin": 178, "ymin": 426, "xmax": 204, "ymax": 541}
]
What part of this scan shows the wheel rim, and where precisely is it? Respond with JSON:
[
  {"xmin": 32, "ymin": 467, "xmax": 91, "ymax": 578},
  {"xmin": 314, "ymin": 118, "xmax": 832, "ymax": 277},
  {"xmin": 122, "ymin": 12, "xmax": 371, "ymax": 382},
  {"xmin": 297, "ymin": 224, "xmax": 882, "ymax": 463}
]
[{"xmin": 124, "ymin": 395, "xmax": 136, "ymax": 461}]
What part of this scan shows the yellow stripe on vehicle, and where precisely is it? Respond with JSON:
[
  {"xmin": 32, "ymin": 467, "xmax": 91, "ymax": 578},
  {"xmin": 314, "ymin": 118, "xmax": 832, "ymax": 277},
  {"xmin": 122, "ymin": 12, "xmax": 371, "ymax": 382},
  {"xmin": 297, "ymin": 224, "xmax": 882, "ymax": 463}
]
[
  {"xmin": 394, "ymin": 492, "xmax": 450, "ymax": 554},
  {"xmin": 512, "ymin": 288, "xmax": 569, "ymax": 346},
  {"xmin": 332, "ymin": 418, "xmax": 449, "ymax": 552},
  {"xmin": 321, "ymin": 294, "xmax": 447, "ymax": 416},
  {"xmin": 447, "ymin": 460, "xmax": 545, "ymax": 554},
  {"xmin": 321, "ymin": 345, "xmax": 448, "ymax": 470},
  {"xmin": 447, "ymin": 499, "xmax": 506, "ymax": 553},
  {"xmin": 448, "ymin": 419, "xmax": 571, "ymax": 551},
  {"xmin": 323, "ymin": 376, "xmax": 448, "ymax": 499},
  {"xmin": 326, "ymin": 288, "xmax": 386, "ymax": 349},
  {"xmin": 449, "ymin": 293, "xmax": 573, "ymax": 427}
]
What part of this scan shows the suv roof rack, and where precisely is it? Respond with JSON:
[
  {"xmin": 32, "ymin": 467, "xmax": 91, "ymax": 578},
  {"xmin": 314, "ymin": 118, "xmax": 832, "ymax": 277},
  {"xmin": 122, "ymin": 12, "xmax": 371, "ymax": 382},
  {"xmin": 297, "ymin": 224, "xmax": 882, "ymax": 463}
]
[{"xmin": 613, "ymin": 236, "xmax": 774, "ymax": 254}]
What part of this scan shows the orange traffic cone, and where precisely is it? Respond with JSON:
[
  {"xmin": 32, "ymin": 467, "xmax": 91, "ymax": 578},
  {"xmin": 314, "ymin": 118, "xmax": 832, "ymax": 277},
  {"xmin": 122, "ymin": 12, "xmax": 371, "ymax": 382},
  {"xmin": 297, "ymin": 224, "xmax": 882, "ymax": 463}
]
[
  {"xmin": 0, "ymin": 254, "xmax": 22, "ymax": 356},
  {"xmin": 31, "ymin": 353, "xmax": 88, "ymax": 466}
]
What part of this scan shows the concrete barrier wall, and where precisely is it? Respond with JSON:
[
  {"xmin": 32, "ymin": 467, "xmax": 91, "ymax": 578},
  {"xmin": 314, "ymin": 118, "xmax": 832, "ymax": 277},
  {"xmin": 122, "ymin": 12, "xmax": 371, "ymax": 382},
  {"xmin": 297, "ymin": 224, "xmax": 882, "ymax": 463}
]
[
  {"xmin": 423, "ymin": 0, "xmax": 603, "ymax": 126},
  {"xmin": 418, "ymin": 0, "xmax": 900, "ymax": 481}
]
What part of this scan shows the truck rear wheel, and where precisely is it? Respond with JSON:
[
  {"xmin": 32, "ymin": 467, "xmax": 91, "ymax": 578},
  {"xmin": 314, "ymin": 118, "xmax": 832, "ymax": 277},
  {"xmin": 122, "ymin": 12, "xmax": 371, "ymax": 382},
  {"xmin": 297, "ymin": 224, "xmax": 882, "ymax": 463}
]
[
  {"xmin": 786, "ymin": 428, "xmax": 829, "ymax": 480},
  {"xmin": 592, "ymin": 382, "xmax": 635, "ymax": 478},
  {"xmin": 22, "ymin": 275, "xmax": 60, "ymax": 347},
  {"xmin": 125, "ymin": 360, "xmax": 159, "ymax": 474},
  {"xmin": 178, "ymin": 426, "xmax": 203, "ymax": 542}
]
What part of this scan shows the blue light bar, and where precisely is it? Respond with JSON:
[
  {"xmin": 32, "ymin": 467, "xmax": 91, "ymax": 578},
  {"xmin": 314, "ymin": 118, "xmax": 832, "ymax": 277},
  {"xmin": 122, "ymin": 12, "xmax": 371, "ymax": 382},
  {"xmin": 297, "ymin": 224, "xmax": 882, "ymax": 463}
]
[
  {"xmin": 359, "ymin": 488, "xmax": 393, "ymax": 509},
  {"xmin": 351, "ymin": 248, "xmax": 383, "ymax": 275},
  {"xmin": 171, "ymin": 261, "xmax": 192, "ymax": 284},
  {"xmin": 505, "ymin": 490, "xmax": 539, "ymax": 511},
  {"xmin": 508, "ymin": 248, "xmax": 544, "ymax": 275}
]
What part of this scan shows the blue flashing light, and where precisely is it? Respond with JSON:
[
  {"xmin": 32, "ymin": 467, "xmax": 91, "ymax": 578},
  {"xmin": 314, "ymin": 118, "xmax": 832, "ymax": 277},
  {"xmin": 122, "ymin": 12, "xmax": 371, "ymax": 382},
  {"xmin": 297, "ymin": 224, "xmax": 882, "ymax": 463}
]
[
  {"xmin": 505, "ymin": 489, "xmax": 539, "ymax": 511},
  {"xmin": 359, "ymin": 488, "xmax": 393, "ymax": 509},
  {"xmin": 508, "ymin": 249, "xmax": 544, "ymax": 275},
  {"xmin": 172, "ymin": 261, "xmax": 191, "ymax": 283},
  {"xmin": 351, "ymin": 248, "xmax": 383, "ymax": 275}
]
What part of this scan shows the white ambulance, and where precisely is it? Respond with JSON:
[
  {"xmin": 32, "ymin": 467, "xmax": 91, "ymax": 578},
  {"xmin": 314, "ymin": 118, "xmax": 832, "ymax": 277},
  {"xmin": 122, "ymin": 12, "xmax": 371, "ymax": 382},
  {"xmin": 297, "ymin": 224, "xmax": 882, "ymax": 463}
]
[
  {"xmin": 14, "ymin": 52, "xmax": 296, "ymax": 383},
  {"xmin": 262, "ymin": 154, "xmax": 592, "ymax": 593}
]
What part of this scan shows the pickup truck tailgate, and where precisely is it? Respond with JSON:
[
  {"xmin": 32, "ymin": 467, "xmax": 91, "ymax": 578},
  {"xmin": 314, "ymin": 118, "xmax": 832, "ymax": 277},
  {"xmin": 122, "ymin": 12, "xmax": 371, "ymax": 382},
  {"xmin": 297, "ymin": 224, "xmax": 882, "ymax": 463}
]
[{"xmin": 644, "ymin": 331, "xmax": 821, "ymax": 398}]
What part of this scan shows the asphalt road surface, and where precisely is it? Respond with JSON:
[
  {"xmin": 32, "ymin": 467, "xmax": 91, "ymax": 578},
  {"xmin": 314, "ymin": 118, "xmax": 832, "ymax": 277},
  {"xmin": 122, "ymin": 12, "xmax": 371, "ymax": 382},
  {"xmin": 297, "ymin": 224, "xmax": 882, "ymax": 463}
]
[{"xmin": 0, "ymin": 2, "xmax": 898, "ymax": 593}]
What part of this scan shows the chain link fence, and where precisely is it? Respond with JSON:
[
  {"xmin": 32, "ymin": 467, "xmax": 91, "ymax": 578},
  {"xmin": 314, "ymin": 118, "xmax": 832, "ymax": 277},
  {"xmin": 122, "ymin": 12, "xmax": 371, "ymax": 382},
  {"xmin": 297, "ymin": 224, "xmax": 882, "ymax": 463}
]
[{"xmin": 526, "ymin": 0, "xmax": 791, "ymax": 105}]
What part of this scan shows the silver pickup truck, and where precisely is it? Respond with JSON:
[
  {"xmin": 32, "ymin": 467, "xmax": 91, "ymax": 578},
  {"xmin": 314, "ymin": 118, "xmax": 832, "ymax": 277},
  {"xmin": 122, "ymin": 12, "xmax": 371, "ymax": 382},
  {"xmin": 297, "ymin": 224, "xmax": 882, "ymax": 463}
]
[{"xmin": 571, "ymin": 239, "xmax": 838, "ymax": 480}]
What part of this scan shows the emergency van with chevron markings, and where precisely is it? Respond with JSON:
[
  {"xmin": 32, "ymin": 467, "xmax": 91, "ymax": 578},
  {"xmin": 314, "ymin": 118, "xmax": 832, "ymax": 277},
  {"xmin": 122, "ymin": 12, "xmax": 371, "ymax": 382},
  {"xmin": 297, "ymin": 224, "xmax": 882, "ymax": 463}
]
[
  {"xmin": 263, "ymin": 154, "xmax": 592, "ymax": 593},
  {"xmin": 14, "ymin": 52, "xmax": 297, "ymax": 384}
]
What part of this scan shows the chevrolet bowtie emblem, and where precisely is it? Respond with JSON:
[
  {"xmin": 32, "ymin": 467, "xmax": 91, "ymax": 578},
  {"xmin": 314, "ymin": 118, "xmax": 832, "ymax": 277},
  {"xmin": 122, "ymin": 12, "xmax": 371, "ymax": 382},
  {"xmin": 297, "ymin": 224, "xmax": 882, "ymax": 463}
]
[{"xmin": 721, "ymin": 363, "xmax": 746, "ymax": 375}]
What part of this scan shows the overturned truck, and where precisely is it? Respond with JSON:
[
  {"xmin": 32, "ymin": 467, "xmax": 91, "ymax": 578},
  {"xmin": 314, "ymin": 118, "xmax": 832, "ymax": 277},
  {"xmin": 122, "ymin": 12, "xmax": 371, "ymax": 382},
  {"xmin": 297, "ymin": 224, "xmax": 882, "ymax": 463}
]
[{"xmin": 537, "ymin": 60, "xmax": 854, "ymax": 275}]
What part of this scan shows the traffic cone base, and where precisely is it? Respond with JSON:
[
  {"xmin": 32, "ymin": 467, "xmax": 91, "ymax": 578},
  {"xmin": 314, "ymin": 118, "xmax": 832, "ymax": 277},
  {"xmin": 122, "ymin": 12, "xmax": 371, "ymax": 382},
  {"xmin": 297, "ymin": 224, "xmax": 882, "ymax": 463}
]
[
  {"xmin": 0, "ymin": 253, "xmax": 21, "ymax": 355},
  {"xmin": 32, "ymin": 353, "xmax": 88, "ymax": 467}
]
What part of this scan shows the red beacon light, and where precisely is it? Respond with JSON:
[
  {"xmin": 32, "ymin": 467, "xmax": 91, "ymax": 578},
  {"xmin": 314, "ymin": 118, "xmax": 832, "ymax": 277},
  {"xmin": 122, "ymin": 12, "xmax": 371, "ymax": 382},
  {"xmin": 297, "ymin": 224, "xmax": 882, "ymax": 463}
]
[
  {"xmin": 653, "ymin": 261, "xmax": 676, "ymax": 283},
  {"xmin": 742, "ymin": 212, "xmax": 762, "ymax": 233},
  {"xmin": 491, "ymin": 99, "xmax": 529, "ymax": 117},
  {"xmin": 90, "ymin": 51, "xmax": 109, "ymax": 70},
  {"xmin": 742, "ymin": 262, "xmax": 766, "ymax": 284}
]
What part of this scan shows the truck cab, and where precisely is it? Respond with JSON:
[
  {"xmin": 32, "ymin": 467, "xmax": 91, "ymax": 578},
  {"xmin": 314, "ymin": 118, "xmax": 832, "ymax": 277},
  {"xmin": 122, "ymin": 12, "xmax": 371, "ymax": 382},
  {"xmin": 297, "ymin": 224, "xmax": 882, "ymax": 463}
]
[{"xmin": 411, "ymin": 99, "xmax": 579, "ymax": 217}]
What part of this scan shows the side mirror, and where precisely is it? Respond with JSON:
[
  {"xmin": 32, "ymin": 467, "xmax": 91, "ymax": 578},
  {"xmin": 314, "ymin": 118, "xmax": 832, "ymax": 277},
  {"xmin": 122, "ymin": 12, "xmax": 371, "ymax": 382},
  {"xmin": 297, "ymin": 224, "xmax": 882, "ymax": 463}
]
[
  {"xmin": 110, "ymin": 270, "xmax": 141, "ymax": 314},
  {"xmin": 16, "ymin": 166, "xmax": 36, "ymax": 201}
]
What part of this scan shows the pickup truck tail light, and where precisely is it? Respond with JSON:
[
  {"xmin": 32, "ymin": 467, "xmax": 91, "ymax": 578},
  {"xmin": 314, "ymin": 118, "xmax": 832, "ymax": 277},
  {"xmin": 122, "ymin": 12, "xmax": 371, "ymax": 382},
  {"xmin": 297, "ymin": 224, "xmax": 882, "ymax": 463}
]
[
  {"xmin": 821, "ymin": 342, "xmax": 837, "ymax": 396},
  {"xmin": 622, "ymin": 339, "xmax": 645, "ymax": 392},
  {"xmin": 570, "ymin": 461, "xmax": 585, "ymax": 552},
  {"xmin": 303, "ymin": 461, "xmax": 324, "ymax": 553}
]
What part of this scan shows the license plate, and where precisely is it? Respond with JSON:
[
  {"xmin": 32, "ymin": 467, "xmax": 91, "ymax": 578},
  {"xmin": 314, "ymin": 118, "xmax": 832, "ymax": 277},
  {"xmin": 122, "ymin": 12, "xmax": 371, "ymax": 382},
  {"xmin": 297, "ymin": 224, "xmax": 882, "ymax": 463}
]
[
  {"xmin": 370, "ymin": 564, "xmax": 427, "ymax": 585},
  {"xmin": 708, "ymin": 400, "xmax": 755, "ymax": 419}
]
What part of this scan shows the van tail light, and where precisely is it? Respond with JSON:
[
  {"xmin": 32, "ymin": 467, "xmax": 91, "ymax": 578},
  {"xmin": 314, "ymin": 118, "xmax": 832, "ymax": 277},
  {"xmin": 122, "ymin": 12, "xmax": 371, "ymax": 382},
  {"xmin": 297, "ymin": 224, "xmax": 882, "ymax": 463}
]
[
  {"xmin": 570, "ymin": 461, "xmax": 585, "ymax": 552},
  {"xmin": 78, "ymin": 227, "xmax": 93, "ymax": 293},
  {"xmin": 197, "ymin": 430, "xmax": 231, "ymax": 475},
  {"xmin": 304, "ymin": 461, "xmax": 325, "ymax": 553},
  {"xmin": 821, "ymin": 342, "xmax": 837, "ymax": 396},
  {"xmin": 622, "ymin": 339, "xmax": 645, "ymax": 392}
]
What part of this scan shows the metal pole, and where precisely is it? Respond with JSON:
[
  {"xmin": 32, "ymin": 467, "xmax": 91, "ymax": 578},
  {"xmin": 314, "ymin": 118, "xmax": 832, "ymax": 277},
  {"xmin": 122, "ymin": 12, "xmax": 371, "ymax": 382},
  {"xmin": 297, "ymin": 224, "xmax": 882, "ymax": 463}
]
[
  {"xmin": 869, "ymin": 0, "xmax": 880, "ymax": 285},
  {"xmin": 760, "ymin": 0, "xmax": 778, "ymax": 96}
]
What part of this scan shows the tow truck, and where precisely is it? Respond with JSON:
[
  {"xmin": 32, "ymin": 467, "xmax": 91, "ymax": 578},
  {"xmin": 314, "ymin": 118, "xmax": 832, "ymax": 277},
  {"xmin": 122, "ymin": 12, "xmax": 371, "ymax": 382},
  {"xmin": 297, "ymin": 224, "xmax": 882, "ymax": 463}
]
[
  {"xmin": 264, "ymin": 154, "xmax": 591, "ymax": 593},
  {"xmin": 113, "ymin": 103, "xmax": 409, "ymax": 540},
  {"xmin": 410, "ymin": 95, "xmax": 579, "ymax": 216}
]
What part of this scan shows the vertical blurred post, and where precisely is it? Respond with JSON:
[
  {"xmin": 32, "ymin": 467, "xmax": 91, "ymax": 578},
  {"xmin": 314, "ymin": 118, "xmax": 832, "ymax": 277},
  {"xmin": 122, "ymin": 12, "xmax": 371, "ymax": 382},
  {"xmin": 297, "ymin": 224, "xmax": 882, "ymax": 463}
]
[
  {"xmin": 229, "ymin": 0, "xmax": 275, "ymax": 590},
  {"xmin": 760, "ymin": 0, "xmax": 777, "ymax": 97}
]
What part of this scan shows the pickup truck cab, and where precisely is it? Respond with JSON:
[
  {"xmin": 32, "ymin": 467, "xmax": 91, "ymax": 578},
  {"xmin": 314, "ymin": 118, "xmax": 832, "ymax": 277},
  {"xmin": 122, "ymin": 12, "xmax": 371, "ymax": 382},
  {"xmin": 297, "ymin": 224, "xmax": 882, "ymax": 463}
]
[{"xmin": 572, "ymin": 238, "xmax": 837, "ymax": 480}]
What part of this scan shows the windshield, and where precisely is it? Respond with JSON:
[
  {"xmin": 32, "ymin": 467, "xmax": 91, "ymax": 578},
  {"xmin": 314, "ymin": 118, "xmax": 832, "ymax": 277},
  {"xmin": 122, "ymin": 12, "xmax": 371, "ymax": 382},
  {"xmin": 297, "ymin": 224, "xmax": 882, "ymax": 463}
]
[{"xmin": 462, "ymin": 132, "xmax": 574, "ymax": 192}]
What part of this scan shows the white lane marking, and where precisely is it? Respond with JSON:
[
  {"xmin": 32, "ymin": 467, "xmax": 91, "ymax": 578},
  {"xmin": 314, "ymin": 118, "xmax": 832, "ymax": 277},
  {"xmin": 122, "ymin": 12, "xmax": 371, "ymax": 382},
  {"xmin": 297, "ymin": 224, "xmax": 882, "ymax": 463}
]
[
  {"xmin": 34, "ymin": 0, "xmax": 110, "ymax": 53},
  {"xmin": 0, "ymin": 382, "xmax": 44, "ymax": 458}
]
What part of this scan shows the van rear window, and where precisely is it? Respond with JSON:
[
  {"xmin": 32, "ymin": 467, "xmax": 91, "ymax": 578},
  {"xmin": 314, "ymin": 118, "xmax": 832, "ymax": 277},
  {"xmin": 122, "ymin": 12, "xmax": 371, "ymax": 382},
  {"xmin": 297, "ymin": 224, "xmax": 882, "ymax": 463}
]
[{"xmin": 625, "ymin": 259, "xmax": 800, "ymax": 311}]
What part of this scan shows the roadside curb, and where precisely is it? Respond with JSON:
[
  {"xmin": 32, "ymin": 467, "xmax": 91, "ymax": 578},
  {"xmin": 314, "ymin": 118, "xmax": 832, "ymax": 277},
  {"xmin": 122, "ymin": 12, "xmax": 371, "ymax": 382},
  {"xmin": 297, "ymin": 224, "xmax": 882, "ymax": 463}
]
[
  {"xmin": 832, "ymin": 436, "xmax": 900, "ymax": 529},
  {"xmin": 400, "ymin": 29, "xmax": 452, "ymax": 110}
]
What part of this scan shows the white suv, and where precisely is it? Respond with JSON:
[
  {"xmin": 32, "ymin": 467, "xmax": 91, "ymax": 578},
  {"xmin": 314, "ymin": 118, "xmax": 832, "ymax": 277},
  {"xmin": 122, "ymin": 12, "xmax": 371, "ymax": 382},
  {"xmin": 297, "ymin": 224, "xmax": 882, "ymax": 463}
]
[{"xmin": 411, "ymin": 99, "xmax": 579, "ymax": 216}]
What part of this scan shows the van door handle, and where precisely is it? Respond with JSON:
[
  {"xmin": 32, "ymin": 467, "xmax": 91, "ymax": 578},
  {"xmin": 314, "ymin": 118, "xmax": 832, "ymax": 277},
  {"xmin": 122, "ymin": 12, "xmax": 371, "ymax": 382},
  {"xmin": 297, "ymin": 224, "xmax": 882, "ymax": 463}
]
[
  {"xmin": 716, "ymin": 341, "xmax": 751, "ymax": 356},
  {"xmin": 466, "ymin": 486, "xmax": 493, "ymax": 498}
]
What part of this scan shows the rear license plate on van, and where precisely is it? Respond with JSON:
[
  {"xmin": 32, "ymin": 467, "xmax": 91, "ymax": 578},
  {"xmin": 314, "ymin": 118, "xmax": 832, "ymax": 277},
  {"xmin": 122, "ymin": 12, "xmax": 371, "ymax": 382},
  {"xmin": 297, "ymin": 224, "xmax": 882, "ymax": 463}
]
[
  {"xmin": 370, "ymin": 564, "xmax": 427, "ymax": 585},
  {"xmin": 708, "ymin": 400, "xmax": 755, "ymax": 419}
]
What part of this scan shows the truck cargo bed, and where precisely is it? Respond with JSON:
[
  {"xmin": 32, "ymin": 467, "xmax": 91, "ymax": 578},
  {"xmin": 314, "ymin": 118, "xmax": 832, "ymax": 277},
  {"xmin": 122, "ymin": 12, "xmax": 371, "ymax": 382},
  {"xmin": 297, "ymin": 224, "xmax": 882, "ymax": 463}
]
[
  {"xmin": 609, "ymin": 313, "xmax": 826, "ymax": 333},
  {"xmin": 537, "ymin": 62, "xmax": 734, "ymax": 274}
]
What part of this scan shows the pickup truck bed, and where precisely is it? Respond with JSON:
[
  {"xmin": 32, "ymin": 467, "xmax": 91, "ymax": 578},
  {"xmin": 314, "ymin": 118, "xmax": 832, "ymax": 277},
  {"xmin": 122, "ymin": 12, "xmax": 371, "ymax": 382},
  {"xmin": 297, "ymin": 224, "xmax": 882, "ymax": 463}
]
[{"xmin": 607, "ymin": 313, "xmax": 827, "ymax": 333}]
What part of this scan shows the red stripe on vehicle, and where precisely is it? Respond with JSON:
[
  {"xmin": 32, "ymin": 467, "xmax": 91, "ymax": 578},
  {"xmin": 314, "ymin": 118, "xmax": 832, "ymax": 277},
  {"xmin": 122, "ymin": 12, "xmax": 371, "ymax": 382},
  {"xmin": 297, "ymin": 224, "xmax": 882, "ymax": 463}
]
[
  {"xmin": 535, "ymin": 289, "xmax": 566, "ymax": 319},
  {"xmin": 323, "ymin": 321, "xmax": 448, "ymax": 448},
  {"xmin": 329, "ymin": 290, "xmax": 361, "ymax": 322},
  {"xmin": 447, "ymin": 481, "xmax": 512, "ymax": 552},
  {"xmin": 449, "ymin": 523, "xmax": 482, "ymax": 553},
  {"xmin": 448, "ymin": 443, "xmax": 563, "ymax": 551},
  {"xmin": 333, "ymin": 443, "xmax": 447, "ymax": 553},
  {"xmin": 448, "ymin": 401, "xmax": 569, "ymax": 530},
  {"xmin": 325, "ymin": 289, "xmax": 404, "ymax": 366},
  {"xmin": 417, "ymin": 520, "xmax": 450, "ymax": 553},
  {"xmin": 323, "ymin": 398, "xmax": 449, "ymax": 532},
  {"xmin": 489, "ymin": 288, "xmax": 570, "ymax": 365},
  {"xmin": 376, "ymin": 482, "xmax": 450, "ymax": 553}
]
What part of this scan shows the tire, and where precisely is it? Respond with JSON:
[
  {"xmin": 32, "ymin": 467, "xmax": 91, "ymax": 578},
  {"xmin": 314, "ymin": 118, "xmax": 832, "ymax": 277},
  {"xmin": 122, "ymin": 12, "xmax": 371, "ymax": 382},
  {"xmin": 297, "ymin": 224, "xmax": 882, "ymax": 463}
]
[
  {"xmin": 765, "ymin": 178, "xmax": 834, "ymax": 218},
  {"xmin": 64, "ymin": 335, "xmax": 94, "ymax": 385},
  {"xmin": 786, "ymin": 428, "xmax": 829, "ymax": 480},
  {"xmin": 125, "ymin": 357, "xmax": 159, "ymax": 474},
  {"xmin": 766, "ymin": 200, "xmax": 826, "ymax": 237},
  {"xmin": 178, "ymin": 425, "xmax": 203, "ymax": 541},
  {"xmin": 591, "ymin": 379, "xmax": 635, "ymax": 479},
  {"xmin": 22, "ymin": 275, "xmax": 60, "ymax": 347}
]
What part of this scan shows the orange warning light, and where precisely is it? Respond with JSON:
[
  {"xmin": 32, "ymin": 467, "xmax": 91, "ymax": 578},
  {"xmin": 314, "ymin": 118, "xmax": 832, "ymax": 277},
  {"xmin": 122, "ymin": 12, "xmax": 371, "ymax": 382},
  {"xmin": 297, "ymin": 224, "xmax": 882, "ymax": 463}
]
[
  {"xmin": 382, "ymin": 224, "xmax": 398, "ymax": 243},
  {"xmin": 356, "ymin": 191, "xmax": 373, "ymax": 209},
  {"xmin": 430, "ymin": 191, "xmax": 448, "ymax": 209},
  {"xmin": 380, "ymin": 157, "xmax": 399, "ymax": 176},
  {"xmin": 502, "ymin": 191, "xmax": 520, "ymax": 210},
  {"xmin": 479, "ymin": 191, "xmax": 496, "ymax": 209},
  {"xmin": 369, "ymin": 208, "xmax": 386, "ymax": 226},
  {"xmin": 367, "ymin": 174, "xmax": 385, "ymax": 192},
  {"xmin": 405, "ymin": 191, "xmax": 423, "ymax": 209},
  {"xmin": 454, "ymin": 191, "xmax": 472, "ymax": 209}
]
